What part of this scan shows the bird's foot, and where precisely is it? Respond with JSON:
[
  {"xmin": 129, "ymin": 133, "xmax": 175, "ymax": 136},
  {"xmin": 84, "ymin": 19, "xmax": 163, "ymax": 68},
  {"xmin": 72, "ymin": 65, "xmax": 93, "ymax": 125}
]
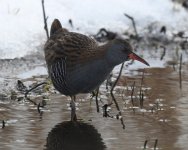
[{"xmin": 71, "ymin": 112, "xmax": 77, "ymax": 121}]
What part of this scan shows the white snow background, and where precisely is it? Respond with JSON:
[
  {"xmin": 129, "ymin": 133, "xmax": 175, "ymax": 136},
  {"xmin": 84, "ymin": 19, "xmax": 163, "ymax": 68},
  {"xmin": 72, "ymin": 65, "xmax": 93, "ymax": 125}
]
[
  {"xmin": 0, "ymin": 0, "xmax": 188, "ymax": 79},
  {"xmin": 0, "ymin": 0, "xmax": 188, "ymax": 59}
]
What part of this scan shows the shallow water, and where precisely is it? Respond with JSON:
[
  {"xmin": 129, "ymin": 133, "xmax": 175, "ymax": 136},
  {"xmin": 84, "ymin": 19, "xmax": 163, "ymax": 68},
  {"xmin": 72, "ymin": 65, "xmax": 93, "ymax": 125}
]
[{"xmin": 0, "ymin": 66, "xmax": 188, "ymax": 150}]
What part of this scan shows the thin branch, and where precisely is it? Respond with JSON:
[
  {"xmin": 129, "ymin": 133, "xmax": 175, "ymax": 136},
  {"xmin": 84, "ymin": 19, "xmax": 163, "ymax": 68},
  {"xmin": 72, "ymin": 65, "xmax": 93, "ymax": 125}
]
[
  {"xmin": 110, "ymin": 63, "xmax": 125, "ymax": 129},
  {"xmin": 139, "ymin": 70, "xmax": 145, "ymax": 101},
  {"xmin": 160, "ymin": 45, "xmax": 166, "ymax": 60},
  {"xmin": 143, "ymin": 140, "xmax": 148, "ymax": 149},
  {"xmin": 124, "ymin": 13, "xmax": 138, "ymax": 37},
  {"xmin": 25, "ymin": 82, "xmax": 48, "ymax": 105},
  {"xmin": 140, "ymin": 91, "xmax": 144, "ymax": 109},
  {"xmin": 2, "ymin": 120, "xmax": 5, "ymax": 129},
  {"xmin": 131, "ymin": 81, "xmax": 135, "ymax": 107},
  {"xmin": 179, "ymin": 53, "xmax": 183, "ymax": 89},
  {"xmin": 95, "ymin": 88, "xmax": 99, "ymax": 112},
  {"xmin": 68, "ymin": 19, "xmax": 74, "ymax": 28},
  {"xmin": 154, "ymin": 139, "xmax": 158, "ymax": 150},
  {"xmin": 111, "ymin": 63, "xmax": 124, "ymax": 110},
  {"xmin": 41, "ymin": 0, "xmax": 49, "ymax": 39},
  {"xmin": 102, "ymin": 103, "xmax": 113, "ymax": 118},
  {"xmin": 106, "ymin": 73, "xmax": 112, "ymax": 91}
]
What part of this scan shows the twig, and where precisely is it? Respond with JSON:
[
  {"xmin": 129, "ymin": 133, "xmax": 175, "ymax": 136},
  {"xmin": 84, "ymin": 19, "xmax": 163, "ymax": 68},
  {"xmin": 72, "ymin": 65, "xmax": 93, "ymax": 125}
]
[
  {"xmin": 68, "ymin": 19, "xmax": 73, "ymax": 28},
  {"xmin": 179, "ymin": 54, "xmax": 182, "ymax": 89},
  {"xmin": 95, "ymin": 88, "xmax": 99, "ymax": 112},
  {"xmin": 160, "ymin": 26, "xmax": 166, "ymax": 34},
  {"xmin": 156, "ymin": 101, "xmax": 159, "ymax": 111},
  {"xmin": 124, "ymin": 13, "xmax": 138, "ymax": 37},
  {"xmin": 41, "ymin": 0, "xmax": 49, "ymax": 39},
  {"xmin": 103, "ymin": 104, "xmax": 108, "ymax": 117},
  {"xmin": 2, "ymin": 120, "xmax": 5, "ymax": 129},
  {"xmin": 139, "ymin": 70, "xmax": 145, "ymax": 101},
  {"xmin": 25, "ymin": 97, "xmax": 37, "ymax": 105},
  {"xmin": 37, "ymin": 103, "xmax": 44, "ymax": 116},
  {"xmin": 102, "ymin": 103, "xmax": 113, "ymax": 118},
  {"xmin": 106, "ymin": 73, "xmax": 113, "ymax": 91},
  {"xmin": 25, "ymin": 82, "xmax": 48, "ymax": 105},
  {"xmin": 160, "ymin": 45, "xmax": 166, "ymax": 60},
  {"xmin": 131, "ymin": 81, "xmax": 135, "ymax": 107},
  {"xmin": 140, "ymin": 91, "xmax": 144, "ymax": 109},
  {"xmin": 110, "ymin": 63, "xmax": 125, "ymax": 129},
  {"xmin": 154, "ymin": 139, "xmax": 158, "ymax": 150},
  {"xmin": 143, "ymin": 140, "xmax": 148, "ymax": 149}
]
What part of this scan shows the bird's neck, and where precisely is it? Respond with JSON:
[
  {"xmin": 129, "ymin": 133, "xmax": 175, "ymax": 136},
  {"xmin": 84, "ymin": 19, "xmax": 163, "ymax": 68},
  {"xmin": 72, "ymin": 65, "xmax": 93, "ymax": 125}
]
[{"xmin": 99, "ymin": 41, "xmax": 128, "ymax": 67}]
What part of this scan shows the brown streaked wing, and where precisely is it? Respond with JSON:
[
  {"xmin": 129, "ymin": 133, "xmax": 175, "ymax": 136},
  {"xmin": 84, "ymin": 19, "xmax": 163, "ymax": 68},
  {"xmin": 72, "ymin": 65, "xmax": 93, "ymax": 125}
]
[{"xmin": 47, "ymin": 31, "xmax": 107, "ymax": 66}]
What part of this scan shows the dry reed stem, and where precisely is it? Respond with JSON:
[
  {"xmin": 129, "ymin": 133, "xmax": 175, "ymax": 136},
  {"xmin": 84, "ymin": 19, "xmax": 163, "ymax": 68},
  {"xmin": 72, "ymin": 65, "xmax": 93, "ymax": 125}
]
[
  {"xmin": 110, "ymin": 63, "xmax": 125, "ymax": 129},
  {"xmin": 41, "ymin": 0, "xmax": 49, "ymax": 39},
  {"xmin": 124, "ymin": 13, "xmax": 138, "ymax": 38},
  {"xmin": 179, "ymin": 53, "xmax": 182, "ymax": 89}
]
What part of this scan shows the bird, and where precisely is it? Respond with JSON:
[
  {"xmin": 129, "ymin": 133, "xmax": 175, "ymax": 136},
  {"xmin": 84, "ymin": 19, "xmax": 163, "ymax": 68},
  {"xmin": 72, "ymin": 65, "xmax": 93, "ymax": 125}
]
[{"xmin": 44, "ymin": 19, "xmax": 149, "ymax": 121}]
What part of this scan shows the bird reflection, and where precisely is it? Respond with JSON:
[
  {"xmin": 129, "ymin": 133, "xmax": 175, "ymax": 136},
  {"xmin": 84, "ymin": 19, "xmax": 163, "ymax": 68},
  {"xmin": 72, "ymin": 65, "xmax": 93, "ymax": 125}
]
[{"xmin": 45, "ymin": 121, "xmax": 106, "ymax": 150}]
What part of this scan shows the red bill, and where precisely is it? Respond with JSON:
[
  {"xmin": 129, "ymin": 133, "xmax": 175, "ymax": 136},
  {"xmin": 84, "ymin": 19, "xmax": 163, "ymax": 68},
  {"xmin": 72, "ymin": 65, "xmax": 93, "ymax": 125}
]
[{"xmin": 128, "ymin": 52, "xmax": 150, "ymax": 66}]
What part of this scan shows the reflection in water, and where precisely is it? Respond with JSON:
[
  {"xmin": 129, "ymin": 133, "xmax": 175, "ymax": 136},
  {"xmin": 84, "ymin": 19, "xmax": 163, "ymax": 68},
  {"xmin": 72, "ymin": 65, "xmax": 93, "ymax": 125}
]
[{"xmin": 45, "ymin": 121, "xmax": 106, "ymax": 150}]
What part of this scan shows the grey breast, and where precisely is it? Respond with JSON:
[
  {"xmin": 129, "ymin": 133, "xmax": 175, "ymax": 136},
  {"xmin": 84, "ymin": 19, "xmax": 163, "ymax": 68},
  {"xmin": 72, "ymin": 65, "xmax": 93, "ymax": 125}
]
[{"xmin": 66, "ymin": 58, "xmax": 113, "ymax": 94}]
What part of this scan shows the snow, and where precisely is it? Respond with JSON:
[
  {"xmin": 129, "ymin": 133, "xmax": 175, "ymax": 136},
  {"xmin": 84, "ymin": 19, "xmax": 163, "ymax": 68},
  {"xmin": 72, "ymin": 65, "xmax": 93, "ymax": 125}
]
[
  {"xmin": 0, "ymin": 0, "xmax": 188, "ymax": 59},
  {"xmin": 0, "ymin": 0, "xmax": 45, "ymax": 58},
  {"xmin": 17, "ymin": 66, "xmax": 47, "ymax": 79},
  {"xmin": 0, "ymin": 0, "xmax": 188, "ymax": 79}
]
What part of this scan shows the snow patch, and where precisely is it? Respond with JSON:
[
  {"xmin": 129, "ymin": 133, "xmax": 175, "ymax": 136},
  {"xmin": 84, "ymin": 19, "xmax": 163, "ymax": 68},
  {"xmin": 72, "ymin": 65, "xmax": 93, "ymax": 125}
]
[{"xmin": 0, "ymin": 0, "xmax": 187, "ymax": 59}]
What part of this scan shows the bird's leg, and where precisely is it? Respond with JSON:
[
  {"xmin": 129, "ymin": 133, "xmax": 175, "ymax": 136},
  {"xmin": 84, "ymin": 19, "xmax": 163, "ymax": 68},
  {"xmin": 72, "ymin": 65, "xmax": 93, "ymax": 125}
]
[
  {"xmin": 90, "ymin": 88, "xmax": 100, "ymax": 112},
  {"xmin": 95, "ymin": 88, "xmax": 99, "ymax": 112},
  {"xmin": 70, "ymin": 96, "xmax": 77, "ymax": 121}
]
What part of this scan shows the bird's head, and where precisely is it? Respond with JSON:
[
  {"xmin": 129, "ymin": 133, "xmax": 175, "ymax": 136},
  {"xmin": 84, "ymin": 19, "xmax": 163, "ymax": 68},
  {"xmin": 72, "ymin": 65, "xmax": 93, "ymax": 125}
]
[
  {"xmin": 50, "ymin": 19, "xmax": 68, "ymax": 37},
  {"xmin": 107, "ymin": 39, "xmax": 149, "ymax": 66}
]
